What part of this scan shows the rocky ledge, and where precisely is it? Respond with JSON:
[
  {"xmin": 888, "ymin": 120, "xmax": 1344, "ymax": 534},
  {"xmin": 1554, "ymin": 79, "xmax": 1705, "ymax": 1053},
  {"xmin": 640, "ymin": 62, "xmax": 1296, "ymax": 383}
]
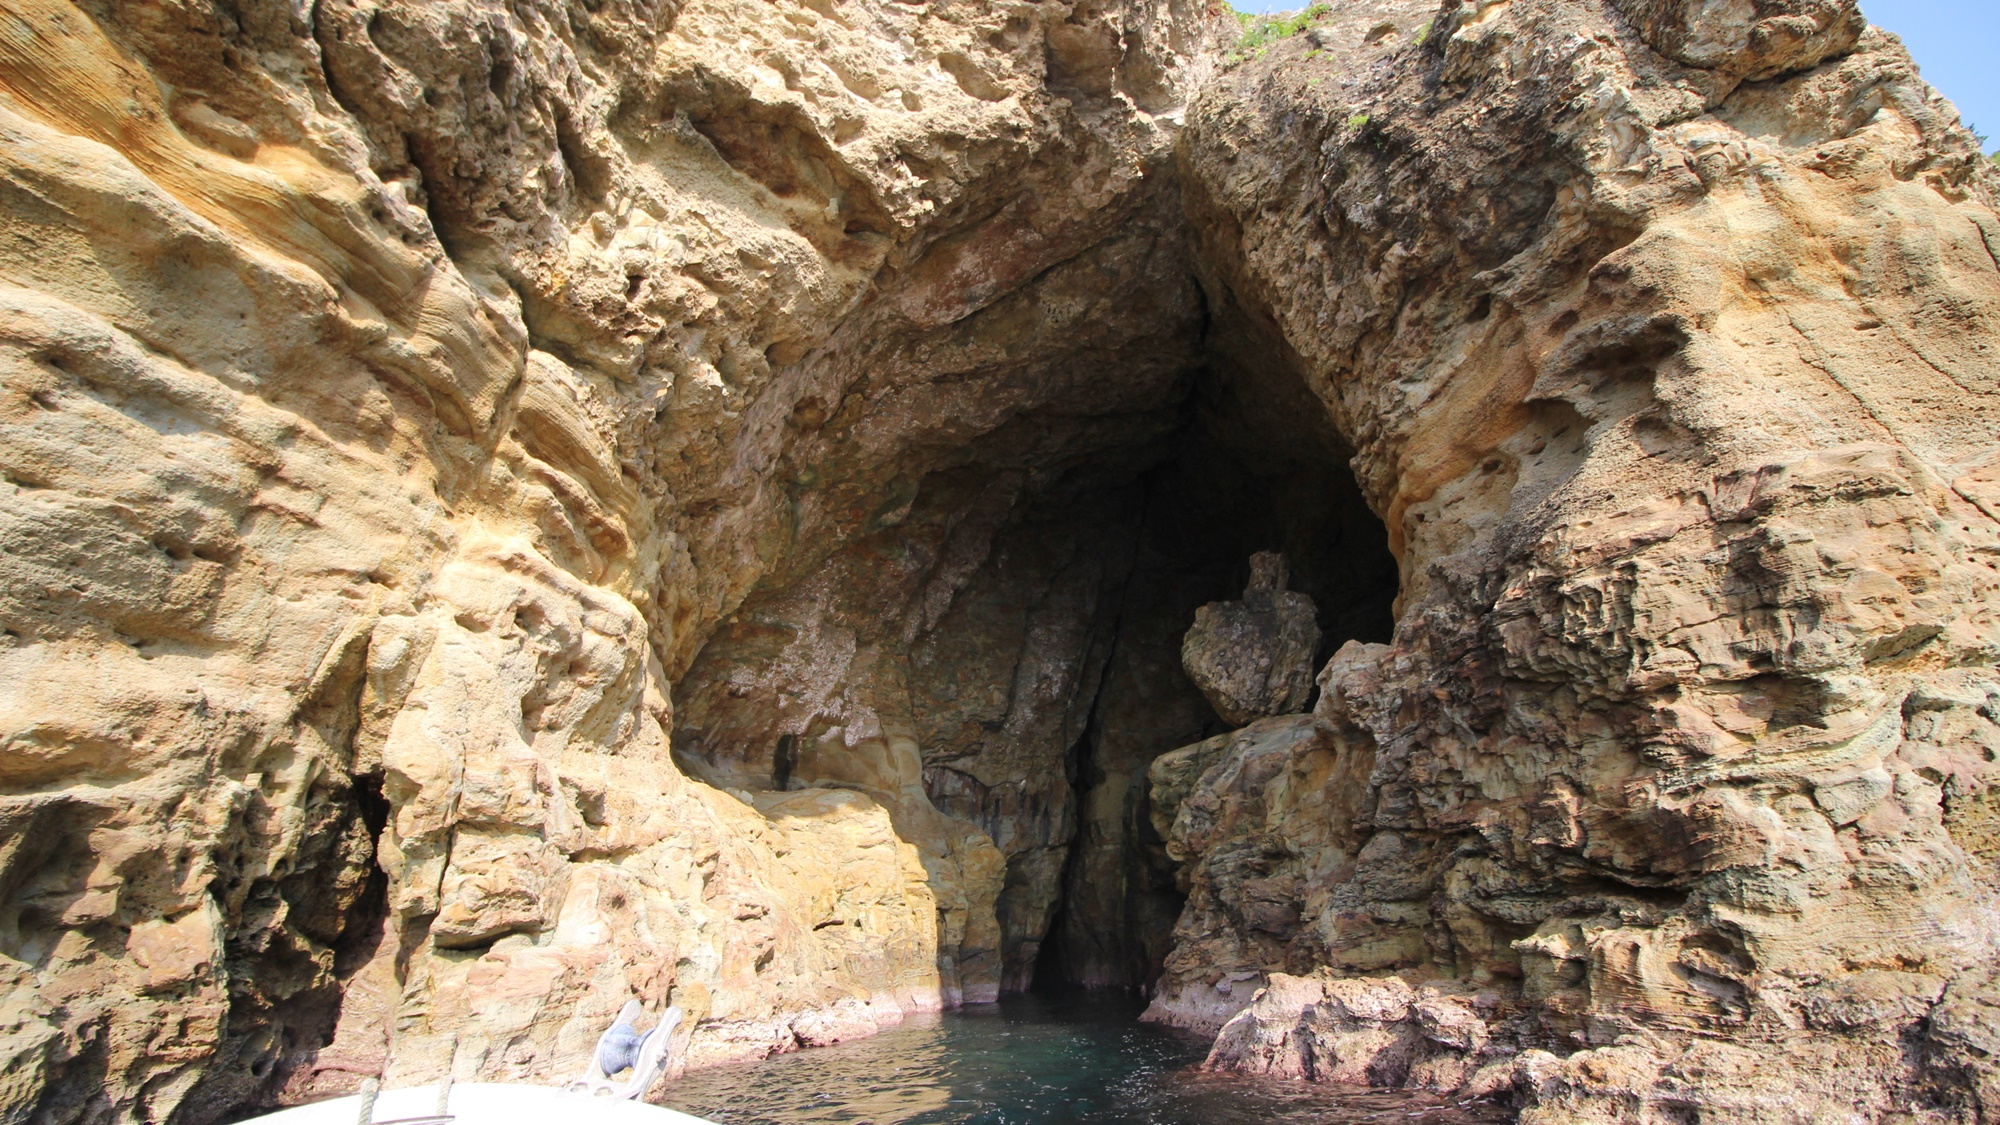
[{"xmin": 0, "ymin": 0, "xmax": 1994, "ymax": 1122}]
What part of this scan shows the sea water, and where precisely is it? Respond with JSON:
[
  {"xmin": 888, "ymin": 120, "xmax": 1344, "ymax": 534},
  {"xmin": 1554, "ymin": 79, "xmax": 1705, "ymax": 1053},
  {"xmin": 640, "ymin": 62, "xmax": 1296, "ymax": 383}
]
[{"xmin": 655, "ymin": 991, "xmax": 1511, "ymax": 1125}]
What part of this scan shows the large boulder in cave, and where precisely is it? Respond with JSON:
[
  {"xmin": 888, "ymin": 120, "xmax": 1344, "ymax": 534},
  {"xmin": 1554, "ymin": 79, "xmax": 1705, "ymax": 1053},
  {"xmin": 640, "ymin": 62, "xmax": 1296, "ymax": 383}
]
[{"xmin": 1180, "ymin": 551, "xmax": 1322, "ymax": 726}]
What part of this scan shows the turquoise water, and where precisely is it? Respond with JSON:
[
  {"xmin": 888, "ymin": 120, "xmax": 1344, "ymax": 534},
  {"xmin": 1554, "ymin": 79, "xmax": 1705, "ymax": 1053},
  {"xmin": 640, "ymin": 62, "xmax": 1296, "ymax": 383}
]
[{"xmin": 655, "ymin": 992, "xmax": 1510, "ymax": 1125}]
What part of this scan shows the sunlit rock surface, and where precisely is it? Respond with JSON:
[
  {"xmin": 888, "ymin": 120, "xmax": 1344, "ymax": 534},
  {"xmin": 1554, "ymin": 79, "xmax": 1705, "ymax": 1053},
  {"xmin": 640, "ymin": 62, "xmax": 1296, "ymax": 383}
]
[
  {"xmin": 0, "ymin": 0, "xmax": 1995, "ymax": 1121},
  {"xmin": 0, "ymin": 0, "xmax": 1218, "ymax": 1116},
  {"xmin": 1150, "ymin": 0, "xmax": 2000, "ymax": 1121}
]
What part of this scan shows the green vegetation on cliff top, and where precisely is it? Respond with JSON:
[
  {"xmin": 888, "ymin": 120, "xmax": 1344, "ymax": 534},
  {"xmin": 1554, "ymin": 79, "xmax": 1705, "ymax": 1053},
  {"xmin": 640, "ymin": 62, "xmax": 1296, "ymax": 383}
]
[
  {"xmin": 1227, "ymin": 1, "xmax": 1330, "ymax": 61},
  {"xmin": 1225, "ymin": 2, "xmax": 1435, "ymax": 62}
]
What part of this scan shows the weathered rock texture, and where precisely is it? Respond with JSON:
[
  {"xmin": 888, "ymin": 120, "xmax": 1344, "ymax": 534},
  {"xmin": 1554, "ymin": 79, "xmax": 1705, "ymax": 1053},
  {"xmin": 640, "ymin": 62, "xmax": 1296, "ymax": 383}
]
[
  {"xmin": 0, "ymin": 0, "xmax": 1228, "ymax": 1118},
  {"xmin": 0, "ymin": 0, "xmax": 1995, "ymax": 1120},
  {"xmin": 1181, "ymin": 550, "xmax": 1321, "ymax": 724},
  {"xmin": 1148, "ymin": 0, "xmax": 2000, "ymax": 1122},
  {"xmin": 1204, "ymin": 971, "xmax": 1500, "ymax": 1090}
]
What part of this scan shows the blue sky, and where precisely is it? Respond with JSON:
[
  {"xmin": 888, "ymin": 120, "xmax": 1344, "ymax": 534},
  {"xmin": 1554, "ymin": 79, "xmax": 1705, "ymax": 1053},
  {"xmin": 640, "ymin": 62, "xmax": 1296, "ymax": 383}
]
[
  {"xmin": 1226, "ymin": 0, "xmax": 1997, "ymax": 149},
  {"xmin": 1862, "ymin": 0, "xmax": 1996, "ymax": 144}
]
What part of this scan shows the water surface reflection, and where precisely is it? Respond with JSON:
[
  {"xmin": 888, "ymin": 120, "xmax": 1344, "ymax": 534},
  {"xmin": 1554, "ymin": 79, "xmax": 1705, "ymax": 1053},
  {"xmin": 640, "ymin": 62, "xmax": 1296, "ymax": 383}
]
[{"xmin": 656, "ymin": 992, "xmax": 1510, "ymax": 1125}]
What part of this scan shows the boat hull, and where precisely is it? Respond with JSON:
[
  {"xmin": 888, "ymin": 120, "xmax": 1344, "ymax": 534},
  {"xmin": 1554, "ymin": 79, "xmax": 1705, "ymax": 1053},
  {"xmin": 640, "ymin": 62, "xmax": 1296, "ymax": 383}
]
[{"xmin": 238, "ymin": 1082, "xmax": 718, "ymax": 1124}]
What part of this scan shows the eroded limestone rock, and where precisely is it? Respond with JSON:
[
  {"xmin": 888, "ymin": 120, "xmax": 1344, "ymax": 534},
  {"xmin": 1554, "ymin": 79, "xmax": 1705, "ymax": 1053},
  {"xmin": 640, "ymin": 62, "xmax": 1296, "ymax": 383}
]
[
  {"xmin": 0, "ymin": 0, "xmax": 1221, "ymax": 1117},
  {"xmin": 1204, "ymin": 972, "xmax": 1499, "ymax": 1090}
]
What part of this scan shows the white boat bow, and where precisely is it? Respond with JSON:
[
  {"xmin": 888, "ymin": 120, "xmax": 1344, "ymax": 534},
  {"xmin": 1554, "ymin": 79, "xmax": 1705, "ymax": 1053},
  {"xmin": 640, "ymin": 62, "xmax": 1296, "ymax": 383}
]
[
  {"xmin": 240, "ymin": 1002, "xmax": 712, "ymax": 1123},
  {"xmin": 241, "ymin": 1082, "xmax": 718, "ymax": 1124}
]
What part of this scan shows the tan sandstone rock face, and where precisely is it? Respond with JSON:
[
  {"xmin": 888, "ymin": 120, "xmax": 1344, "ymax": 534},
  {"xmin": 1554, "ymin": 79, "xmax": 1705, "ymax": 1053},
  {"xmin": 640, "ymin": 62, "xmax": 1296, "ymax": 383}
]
[
  {"xmin": 1203, "ymin": 971, "xmax": 1498, "ymax": 1090},
  {"xmin": 1153, "ymin": 0, "xmax": 2000, "ymax": 1121},
  {"xmin": 0, "ymin": 0, "xmax": 1223, "ymax": 1118},
  {"xmin": 0, "ymin": 0, "xmax": 1997, "ymax": 1120}
]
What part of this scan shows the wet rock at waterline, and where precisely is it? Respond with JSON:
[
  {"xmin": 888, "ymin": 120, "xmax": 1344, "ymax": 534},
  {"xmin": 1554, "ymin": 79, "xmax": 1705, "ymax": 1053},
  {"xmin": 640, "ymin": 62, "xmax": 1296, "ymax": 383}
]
[
  {"xmin": 0, "ymin": 0, "xmax": 1995, "ymax": 1122},
  {"xmin": 1180, "ymin": 552, "xmax": 1322, "ymax": 726},
  {"xmin": 1203, "ymin": 973, "xmax": 1498, "ymax": 1091}
]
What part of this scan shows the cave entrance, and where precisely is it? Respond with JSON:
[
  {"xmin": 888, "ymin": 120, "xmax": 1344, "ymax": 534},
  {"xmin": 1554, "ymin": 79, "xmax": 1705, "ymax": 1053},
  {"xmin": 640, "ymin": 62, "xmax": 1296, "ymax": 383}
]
[
  {"xmin": 669, "ymin": 265, "xmax": 1398, "ymax": 1002},
  {"xmin": 1001, "ymin": 328, "xmax": 1400, "ymax": 995}
]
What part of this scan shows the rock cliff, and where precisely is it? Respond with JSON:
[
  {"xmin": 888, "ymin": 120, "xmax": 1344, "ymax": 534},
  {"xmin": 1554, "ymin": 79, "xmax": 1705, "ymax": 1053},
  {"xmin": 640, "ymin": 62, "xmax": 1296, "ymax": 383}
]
[
  {"xmin": 0, "ymin": 0, "xmax": 1222, "ymax": 1115},
  {"xmin": 1153, "ymin": 1, "xmax": 2000, "ymax": 1121},
  {"xmin": 0, "ymin": 0, "xmax": 1993, "ymax": 1122}
]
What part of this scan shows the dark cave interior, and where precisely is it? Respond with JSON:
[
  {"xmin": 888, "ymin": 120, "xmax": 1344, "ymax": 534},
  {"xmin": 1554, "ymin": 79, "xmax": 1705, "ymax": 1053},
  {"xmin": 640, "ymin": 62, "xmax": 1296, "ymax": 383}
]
[
  {"xmin": 671, "ymin": 275, "xmax": 1400, "ymax": 996},
  {"xmin": 1018, "ymin": 347, "xmax": 1399, "ymax": 993}
]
